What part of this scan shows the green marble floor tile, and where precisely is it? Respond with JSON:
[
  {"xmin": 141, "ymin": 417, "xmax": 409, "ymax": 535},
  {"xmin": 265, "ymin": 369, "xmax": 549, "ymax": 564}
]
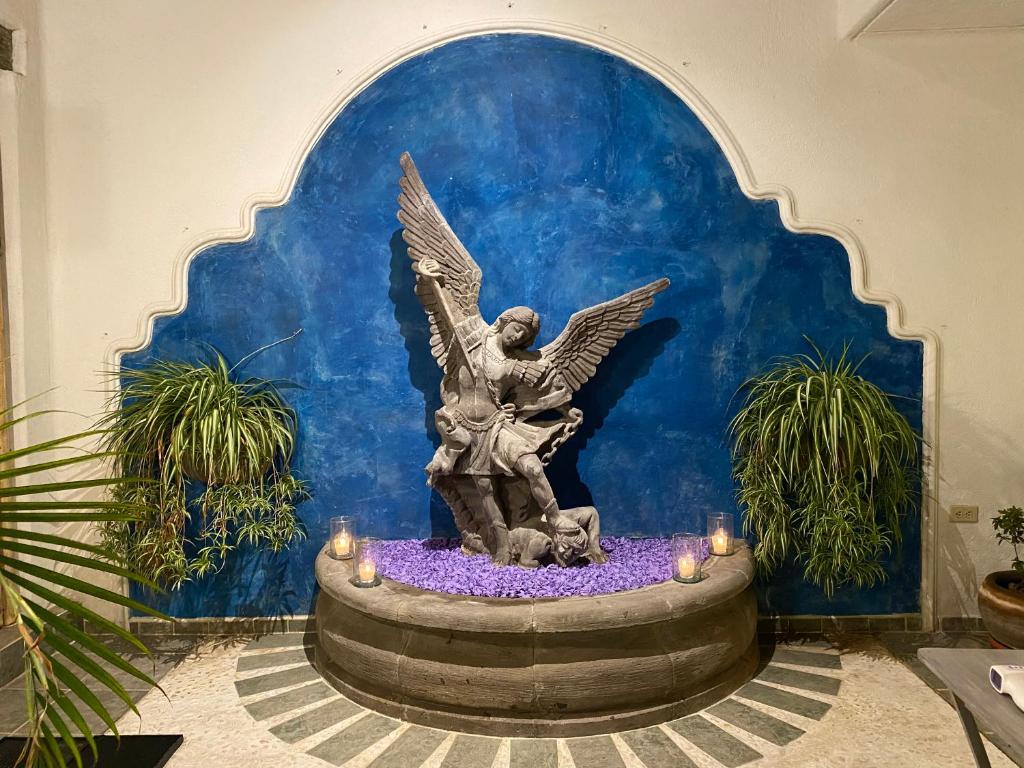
[
  {"xmin": 66, "ymin": 685, "xmax": 145, "ymax": 734},
  {"xmin": 510, "ymin": 738, "xmax": 557, "ymax": 768},
  {"xmin": 367, "ymin": 725, "xmax": 446, "ymax": 768},
  {"xmin": 757, "ymin": 665, "xmax": 841, "ymax": 695},
  {"xmin": 667, "ymin": 715, "xmax": 762, "ymax": 767},
  {"xmin": 269, "ymin": 697, "xmax": 363, "ymax": 743},
  {"xmin": 709, "ymin": 698, "xmax": 804, "ymax": 745},
  {"xmin": 236, "ymin": 648, "xmax": 312, "ymax": 672},
  {"xmin": 306, "ymin": 713, "xmax": 399, "ymax": 766},
  {"xmin": 0, "ymin": 681, "xmax": 28, "ymax": 734},
  {"xmin": 244, "ymin": 681, "xmax": 334, "ymax": 720},
  {"xmin": 51, "ymin": 653, "xmax": 181, "ymax": 692},
  {"xmin": 234, "ymin": 664, "xmax": 321, "ymax": 696},
  {"xmin": 619, "ymin": 727, "xmax": 697, "ymax": 768},
  {"xmin": 767, "ymin": 648, "xmax": 842, "ymax": 670},
  {"xmin": 440, "ymin": 735, "xmax": 500, "ymax": 767},
  {"xmin": 566, "ymin": 735, "xmax": 625, "ymax": 768},
  {"xmin": 733, "ymin": 681, "xmax": 831, "ymax": 720}
]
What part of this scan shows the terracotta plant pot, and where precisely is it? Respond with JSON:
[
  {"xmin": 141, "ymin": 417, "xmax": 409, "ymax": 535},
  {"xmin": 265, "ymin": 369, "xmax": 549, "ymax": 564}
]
[{"xmin": 978, "ymin": 570, "xmax": 1024, "ymax": 649}]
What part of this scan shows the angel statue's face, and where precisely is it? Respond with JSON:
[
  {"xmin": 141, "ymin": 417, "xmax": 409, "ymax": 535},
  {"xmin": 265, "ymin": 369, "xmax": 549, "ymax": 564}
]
[{"xmin": 500, "ymin": 321, "xmax": 532, "ymax": 350}]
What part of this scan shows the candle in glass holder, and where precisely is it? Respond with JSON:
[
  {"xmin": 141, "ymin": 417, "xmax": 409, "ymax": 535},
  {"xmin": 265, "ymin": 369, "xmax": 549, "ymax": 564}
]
[
  {"xmin": 671, "ymin": 533, "xmax": 703, "ymax": 584},
  {"xmin": 352, "ymin": 536, "xmax": 381, "ymax": 587},
  {"xmin": 333, "ymin": 531, "xmax": 351, "ymax": 557},
  {"xmin": 710, "ymin": 528, "xmax": 729, "ymax": 555},
  {"xmin": 676, "ymin": 555, "xmax": 696, "ymax": 580},
  {"xmin": 328, "ymin": 516, "xmax": 355, "ymax": 560},
  {"xmin": 707, "ymin": 512, "xmax": 735, "ymax": 556}
]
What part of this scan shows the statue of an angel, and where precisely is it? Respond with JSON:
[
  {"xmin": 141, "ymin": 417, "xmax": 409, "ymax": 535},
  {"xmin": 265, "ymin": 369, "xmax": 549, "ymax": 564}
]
[{"xmin": 397, "ymin": 153, "xmax": 669, "ymax": 568}]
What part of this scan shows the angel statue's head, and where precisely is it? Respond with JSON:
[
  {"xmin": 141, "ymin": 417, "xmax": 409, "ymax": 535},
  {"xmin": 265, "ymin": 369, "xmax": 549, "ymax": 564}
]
[{"xmin": 495, "ymin": 306, "xmax": 540, "ymax": 350}]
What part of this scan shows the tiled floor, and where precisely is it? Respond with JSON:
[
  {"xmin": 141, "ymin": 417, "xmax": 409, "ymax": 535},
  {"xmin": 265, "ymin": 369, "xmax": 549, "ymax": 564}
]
[
  {"xmin": 229, "ymin": 634, "xmax": 843, "ymax": 768},
  {"xmin": 2, "ymin": 632, "xmax": 1019, "ymax": 767},
  {"xmin": 0, "ymin": 634, "xmax": 199, "ymax": 736}
]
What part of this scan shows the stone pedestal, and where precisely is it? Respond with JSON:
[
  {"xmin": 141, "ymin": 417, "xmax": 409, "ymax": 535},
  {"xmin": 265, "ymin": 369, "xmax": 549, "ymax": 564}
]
[{"xmin": 314, "ymin": 543, "xmax": 758, "ymax": 737}]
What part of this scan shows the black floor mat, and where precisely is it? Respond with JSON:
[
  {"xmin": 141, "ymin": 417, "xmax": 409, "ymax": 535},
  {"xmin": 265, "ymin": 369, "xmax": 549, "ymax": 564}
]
[{"xmin": 0, "ymin": 735, "xmax": 182, "ymax": 768}]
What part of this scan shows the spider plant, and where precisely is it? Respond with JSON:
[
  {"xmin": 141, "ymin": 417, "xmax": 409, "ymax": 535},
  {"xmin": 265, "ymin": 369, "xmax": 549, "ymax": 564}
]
[
  {"xmin": 0, "ymin": 400, "xmax": 168, "ymax": 768},
  {"xmin": 728, "ymin": 341, "xmax": 919, "ymax": 597},
  {"xmin": 98, "ymin": 342, "xmax": 308, "ymax": 586}
]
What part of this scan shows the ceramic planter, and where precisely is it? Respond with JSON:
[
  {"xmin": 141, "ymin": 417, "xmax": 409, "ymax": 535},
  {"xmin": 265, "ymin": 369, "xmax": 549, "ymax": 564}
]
[{"xmin": 978, "ymin": 570, "xmax": 1024, "ymax": 649}]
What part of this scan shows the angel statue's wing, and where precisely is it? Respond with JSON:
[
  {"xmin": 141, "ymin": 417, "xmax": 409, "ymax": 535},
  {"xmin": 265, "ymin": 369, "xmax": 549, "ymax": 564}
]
[
  {"xmin": 397, "ymin": 152, "xmax": 487, "ymax": 370},
  {"xmin": 540, "ymin": 278, "xmax": 670, "ymax": 392}
]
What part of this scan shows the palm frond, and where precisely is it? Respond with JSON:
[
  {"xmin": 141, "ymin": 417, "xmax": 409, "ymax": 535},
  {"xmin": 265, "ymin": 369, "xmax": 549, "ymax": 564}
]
[{"xmin": 0, "ymin": 400, "xmax": 168, "ymax": 768}]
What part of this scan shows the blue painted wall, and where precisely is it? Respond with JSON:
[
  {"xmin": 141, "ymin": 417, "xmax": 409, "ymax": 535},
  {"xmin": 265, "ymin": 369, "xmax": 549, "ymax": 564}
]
[{"xmin": 127, "ymin": 34, "xmax": 922, "ymax": 618}]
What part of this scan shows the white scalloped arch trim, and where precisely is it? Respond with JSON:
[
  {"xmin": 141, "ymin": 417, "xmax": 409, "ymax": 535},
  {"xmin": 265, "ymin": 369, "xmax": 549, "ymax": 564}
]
[{"xmin": 106, "ymin": 18, "xmax": 940, "ymax": 627}]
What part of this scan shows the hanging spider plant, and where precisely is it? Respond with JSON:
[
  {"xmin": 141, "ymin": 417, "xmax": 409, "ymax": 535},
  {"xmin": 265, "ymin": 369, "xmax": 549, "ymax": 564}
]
[
  {"xmin": 0, "ymin": 400, "xmax": 169, "ymax": 768},
  {"xmin": 98, "ymin": 337, "xmax": 309, "ymax": 586},
  {"xmin": 728, "ymin": 341, "xmax": 920, "ymax": 597}
]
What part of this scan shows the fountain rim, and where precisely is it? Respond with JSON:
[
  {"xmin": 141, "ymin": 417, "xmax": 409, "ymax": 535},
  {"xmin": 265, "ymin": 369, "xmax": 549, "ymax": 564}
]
[{"xmin": 314, "ymin": 541, "xmax": 754, "ymax": 634}]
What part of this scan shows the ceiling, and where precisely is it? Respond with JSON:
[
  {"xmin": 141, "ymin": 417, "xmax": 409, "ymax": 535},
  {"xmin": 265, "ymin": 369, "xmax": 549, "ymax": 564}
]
[{"xmin": 854, "ymin": 0, "xmax": 1024, "ymax": 36}]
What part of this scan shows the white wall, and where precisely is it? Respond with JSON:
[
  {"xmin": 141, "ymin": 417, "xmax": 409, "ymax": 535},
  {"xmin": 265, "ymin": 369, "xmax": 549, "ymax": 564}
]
[
  {"xmin": 6, "ymin": 0, "xmax": 1023, "ymax": 622},
  {"xmin": 0, "ymin": 0, "xmax": 52, "ymax": 424}
]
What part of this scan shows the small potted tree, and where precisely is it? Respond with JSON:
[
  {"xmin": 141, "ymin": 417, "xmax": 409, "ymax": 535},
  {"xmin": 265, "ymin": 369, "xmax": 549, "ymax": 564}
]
[{"xmin": 978, "ymin": 505, "xmax": 1024, "ymax": 649}]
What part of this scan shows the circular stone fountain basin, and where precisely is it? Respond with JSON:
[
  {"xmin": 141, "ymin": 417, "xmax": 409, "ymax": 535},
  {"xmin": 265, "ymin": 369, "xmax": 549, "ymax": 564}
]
[{"xmin": 314, "ymin": 544, "xmax": 758, "ymax": 737}]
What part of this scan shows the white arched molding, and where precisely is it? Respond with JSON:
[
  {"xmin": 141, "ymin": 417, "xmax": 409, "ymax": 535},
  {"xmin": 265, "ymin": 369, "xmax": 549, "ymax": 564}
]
[{"xmin": 107, "ymin": 18, "xmax": 941, "ymax": 629}]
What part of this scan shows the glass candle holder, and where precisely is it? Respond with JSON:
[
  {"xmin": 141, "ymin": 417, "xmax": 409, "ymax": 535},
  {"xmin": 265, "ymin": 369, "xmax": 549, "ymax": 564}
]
[
  {"xmin": 671, "ymin": 533, "xmax": 704, "ymax": 583},
  {"xmin": 328, "ymin": 516, "xmax": 355, "ymax": 560},
  {"xmin": 707, "ymin": 512, "xmax": 735, "ymax": 556},
  {"xmin": 351, "ymin": 537, "xmax": 381, "ymax": 588}
]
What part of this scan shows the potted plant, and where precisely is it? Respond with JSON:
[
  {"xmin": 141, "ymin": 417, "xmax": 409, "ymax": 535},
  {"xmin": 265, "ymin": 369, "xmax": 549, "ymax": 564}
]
[
  {"xmin": 100, "ymin": 341, "xmax": 309, "ymax": 586},
  {"xmin": 729, "ymin": 341, "xmax": 919, "ymax": 597},
  {"xmin": 0, "ymin": 397, "xmax": 168, "ymax": 767},
  {"xmin": 978, "ymin": 505, "xmax": 1024, "ymax": 648}
]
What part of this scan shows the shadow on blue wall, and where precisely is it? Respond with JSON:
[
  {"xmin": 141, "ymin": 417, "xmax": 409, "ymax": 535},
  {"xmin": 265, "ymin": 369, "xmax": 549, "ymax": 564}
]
[
  {"xmin": 546, "ymin": 318, "xmax": 683, "ymax": 512},
  {"xmin": 127, "ymin": 34, "xmax": 923, "ymax": 619}
]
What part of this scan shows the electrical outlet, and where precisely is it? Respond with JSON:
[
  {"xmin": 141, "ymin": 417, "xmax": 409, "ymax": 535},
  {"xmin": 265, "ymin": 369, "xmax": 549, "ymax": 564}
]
[{"xmin": 949, "ymin": 505, "xmax": 979, "ymax": 523}]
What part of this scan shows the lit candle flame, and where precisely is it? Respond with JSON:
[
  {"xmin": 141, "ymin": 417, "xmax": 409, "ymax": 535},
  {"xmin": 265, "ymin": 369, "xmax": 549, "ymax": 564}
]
[
  {"xmin": 358, "ymin": 560, "xmax": 376, "ymax": 583},
  {"xmin": 711, "ymin": 528, "xmax": 729, "ymax": 555},
  {"xmin": 333, "ymin": 531, "xmax": 351, "ymax": 557},
  {"xmin": 676, "ymin": 555, "xmax": 696, "ymax": 580}
]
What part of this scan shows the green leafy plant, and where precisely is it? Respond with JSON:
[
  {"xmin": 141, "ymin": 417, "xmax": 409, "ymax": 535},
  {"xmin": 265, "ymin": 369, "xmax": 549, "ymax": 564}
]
[
  {"xmin": 728, "ymin": 341, "xmax": 920, "ymax": 597},
  {"xmin": 992, "ymin": 505, "xmax": 1024, "ymax": 584},
  {"xmin": 0, "ymin": 400, "xmax": 168, "ymax": 768},
  {"xmin": 98, "ymin": 342, "xmax": 309, "ymax": 586}
]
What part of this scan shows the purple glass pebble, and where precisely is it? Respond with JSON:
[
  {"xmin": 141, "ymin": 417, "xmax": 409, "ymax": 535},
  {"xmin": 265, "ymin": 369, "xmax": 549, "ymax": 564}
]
[{"xmin": 373, "ymin": 536, "xmax": 708, "ymax": 598}]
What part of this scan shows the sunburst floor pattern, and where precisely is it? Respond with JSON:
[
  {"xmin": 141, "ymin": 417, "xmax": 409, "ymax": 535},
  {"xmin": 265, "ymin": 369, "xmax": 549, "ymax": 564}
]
[
  {"xmin": 232, "ymin": 633, "xmax": 843, "ymax": 768},
  {"xmin": 112, "ymin": 632, "xmax": 1017, "ymax": 768}
]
